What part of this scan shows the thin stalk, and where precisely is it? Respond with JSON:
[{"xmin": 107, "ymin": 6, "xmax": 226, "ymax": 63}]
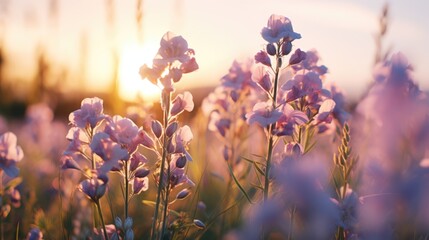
[
  {"xmin": 124, "ymin": 160, "xmax": 129, "ymax": 220},
  {"xmin": 160, "ymin": 162, "xmax": 171, "ymax": 238},
  {"xmin": 151, "ymin": 90, "xmax": 171, "ymax": 240},
  {"xmin": 263, "ymin": 54, "xmax": 281, "ymax": 202},
  {"xmin": 95, "ymin": 200, "xmax": 109, "ymax": 240},
  {"xmin": 288, "ymin": 207, "xmax": 296, "ymax": 240},
  {"xmin": 0, "ymin": 216, "xmax": 3, "ymax": 240}
]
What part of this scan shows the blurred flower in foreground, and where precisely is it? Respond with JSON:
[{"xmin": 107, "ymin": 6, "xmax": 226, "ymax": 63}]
[{"xmin": 0, "ymin": 132, "xmax": 23, "ymax": 177}]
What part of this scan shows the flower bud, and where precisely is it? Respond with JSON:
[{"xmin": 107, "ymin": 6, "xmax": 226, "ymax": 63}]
[
  {"xmin": 124, "ymin": 217, "xmax": 133, "ymax": 230},
  {"xmin": 223, "ymin": 145, "xmax": 230, "ymax": 161},
  {"xmin": 230, "ymin": 91, "xmax": 239, "ymax": 102},
  {"xmin": 193, "ymin": 219, "xmax": 206, "ymax": 229},
  {"xmin": 166, "ymin": 122, "xmax": 178, "ymax": 138},
  {"xmin": 151, "ymin": 120, "xmax": 163, "ymax": 139},
  {"xmin": 167, "ymin": 138, "xmax": 175, "ymax": 153},
  {"xmin": 139, "ymin": 130, "xmax": 155, "ymax": 149},
  {"xmin": 176, "ymin": 188, "xmax": 191, "ymax": 200},
  {"xmin": 176, "ymin": 155, "xmax": 187, "ymax": 168},
  {"xmin": 281, "ymin": 41, "xmax": 292, "ymax": 56},
  {"xmin": 114, "ymin": 217, "xmax": 123, "ymax": 230},
  {"xmin": 125, "ymin": 229, "xmax": 134, "ymax": 240},
  {"xmin": 254, "ymin": 50, "xmax": 271, "ymax": 67},
  {"xmin": 266, "ymin": 43, "xmax": 276, "ymax": 56},
  {"xmin": 134, "ymin": 168, "xmax": 150, "ymax": 178}
]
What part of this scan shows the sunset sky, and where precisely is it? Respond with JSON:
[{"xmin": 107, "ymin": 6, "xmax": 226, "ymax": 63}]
[{"xmin": 1, "ymin": 0, "xmax": 428, "ymax": 101}]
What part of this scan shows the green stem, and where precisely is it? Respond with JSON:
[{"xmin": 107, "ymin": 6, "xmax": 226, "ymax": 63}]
[
  {"xmin": 124, "ymin": 160, "xmax": 129, "ymax": 220},
  {"xmin": 151, "ymin": 90, "xmax": 171, "ymax": 240},
  {"xmin": 95, "ymin": 200, "xmax": 109, "ymax": 240},
  {"xmin": 263, "ymin": 53, "xmax": 281, "ymax": 202},
  {"xmin": 160, "ymin": 162, "xmax": 171, "ymax": 239}
]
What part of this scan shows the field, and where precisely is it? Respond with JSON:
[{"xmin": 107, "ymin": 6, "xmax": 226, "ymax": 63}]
[{"xmin": 0, "ymin": 3, "xmax": 429, "ymax": 240}]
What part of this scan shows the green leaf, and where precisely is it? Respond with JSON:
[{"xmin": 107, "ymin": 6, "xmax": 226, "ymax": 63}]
[{"xmin": 227, "ymin": 163, "xmax": 253, "ymax": 204}]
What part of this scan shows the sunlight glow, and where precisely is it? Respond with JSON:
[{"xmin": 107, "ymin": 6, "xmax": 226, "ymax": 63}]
[{"xmin": 118, "ymin": 42, "xmax": 161, "ymax": 102}]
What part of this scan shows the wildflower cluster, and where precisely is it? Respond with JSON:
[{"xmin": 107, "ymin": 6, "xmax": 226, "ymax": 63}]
[{"xmin": 140, "ymin": 31, "xmax": 201, "ymax": 239}]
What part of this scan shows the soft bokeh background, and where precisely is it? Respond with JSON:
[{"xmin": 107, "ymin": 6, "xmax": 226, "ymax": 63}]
[{"xmin": 0, "ymin": 0, "xmax": 428, "ymax": 108}]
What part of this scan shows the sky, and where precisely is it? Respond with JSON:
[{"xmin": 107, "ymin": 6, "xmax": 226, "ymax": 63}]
[{"xmin": 1, "ymin": 0, "xmax": 428, "ymax": 101}]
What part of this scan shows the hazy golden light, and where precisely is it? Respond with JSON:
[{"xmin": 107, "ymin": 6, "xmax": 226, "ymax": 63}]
[{"xmin": 118, "ymin": 42, "xmax": 161, "ymax": 102}]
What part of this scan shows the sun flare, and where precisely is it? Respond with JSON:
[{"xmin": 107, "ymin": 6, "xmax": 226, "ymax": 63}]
[{"xmin": 118, "ymin": 42, "xmax": 161, "ymax": 102}]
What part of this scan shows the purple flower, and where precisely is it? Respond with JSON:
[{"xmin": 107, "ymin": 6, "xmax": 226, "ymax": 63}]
[
  {"xmin": 246, "ymin": 101, "xmax": 282, "ymax": 128},
  {"xmin": 153, "ymin": 31, "xmax": 195, "ymax": 66},
  {"xmin": 90, "ymin": 132, "xmax": 128, "ymax": 173},
  {"xmin": 331, "ymin": 187, "xmax": 360, "ymax": 231},
  {"xmin": 170, "ymin": 91, "xmax": 194, "ymax": 116},
  {"xmin": 314, "ymin": 99, "xmax": 336, "ymax": 124},
  {"xmin": 169, "ymin": 154, "xmax": 194, "ymax": 188},
  {"xmin": 0, "ymin": 132, "xmax": 23, "ymax": 177},
  {"xmin": 220, "ymin": 60, "xmax": 256, "ymax": 96},
  {"xmin": 104, "ymin": 116, "xmax": 139, "ymax": 145},
  {"xmin": 282, "ymin": 72, "xmax": 323, "ymax": 102},
  {"xmin": 261, "ymin": 14, "xmax": 301, "ymax": 43},
  {"xmin": 129, "ymin": 152, "xmax": 148, "ymax": 172},
  {"xmin": 291, "ymin": 49, "xmax": 328, "ymax": 75},
  {"xmin": 208, "ymin": 111, "xmax": 231, "ymax": 137},
  {"xmin": 133, "ymin": 175, "xmax": 149, "ymax": 195},
  {"xmin": 289, "ymin": 48, "xmax": 307, "ymax": 65},
  {"xmin": 275, "ymin": 104, "xmax": 309, "ymax": 136},
  {"xmin": 254, "ymin": 50, "xmax": 271, "ymax": 67},
  {"xmin": 174, "ymin": 125, "xmax": 193, "ymax": 161},
  {"xmin": 26, "ymin": 227, "xmax": 43, "ymax": 240},
  {"xmin": 330, "ymin": 84, "xmax": 350, "ymax": 125},
  {"xmin": 79, "ymin": 172, "xmax": 108, "ymax": 202},
  {"xmin": 69, "ymin": 97, "xmax": 105, "ymax": 129}
]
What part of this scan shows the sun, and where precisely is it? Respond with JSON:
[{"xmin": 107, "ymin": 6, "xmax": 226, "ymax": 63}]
[{"xmin": 118, "ymin": 42, "xmax": 161, "ymax": 102}]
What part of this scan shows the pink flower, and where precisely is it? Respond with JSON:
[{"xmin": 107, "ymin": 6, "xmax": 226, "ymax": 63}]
[
  {"xmin": 246, "ymin": 101, "xmax": 282, "ymax": 128},
  {"xmin": 69, "ymin": 97, "xmax": 105, "ymax": 129},
  {"xmin": 251, "ymin": 65, "xmax": 272, "ymax": 92},
  {"xmin": 0, "ymin": 132, "xmax": 23, "ymax": 177},
  {"xmin": 139, "ymin": 64, "xmax": 164, "ymax": 85},
  {"xmin": 170, "ymin": 91, "xmax": 194, "ymax": 116},
  {"xmin": 79, "ymin": 172, "xmax": 108, "ymax": 202},
  {"xmin": 261, "ymin": 14, "xmax": 301, "ymax": 43},
  {"xmin": 181, "ymin": 57, "xmax": 199, "ymax": 73},
  {"xmin": 64, "ymin": 127, "xmax": 90, "ymax": 155}
]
